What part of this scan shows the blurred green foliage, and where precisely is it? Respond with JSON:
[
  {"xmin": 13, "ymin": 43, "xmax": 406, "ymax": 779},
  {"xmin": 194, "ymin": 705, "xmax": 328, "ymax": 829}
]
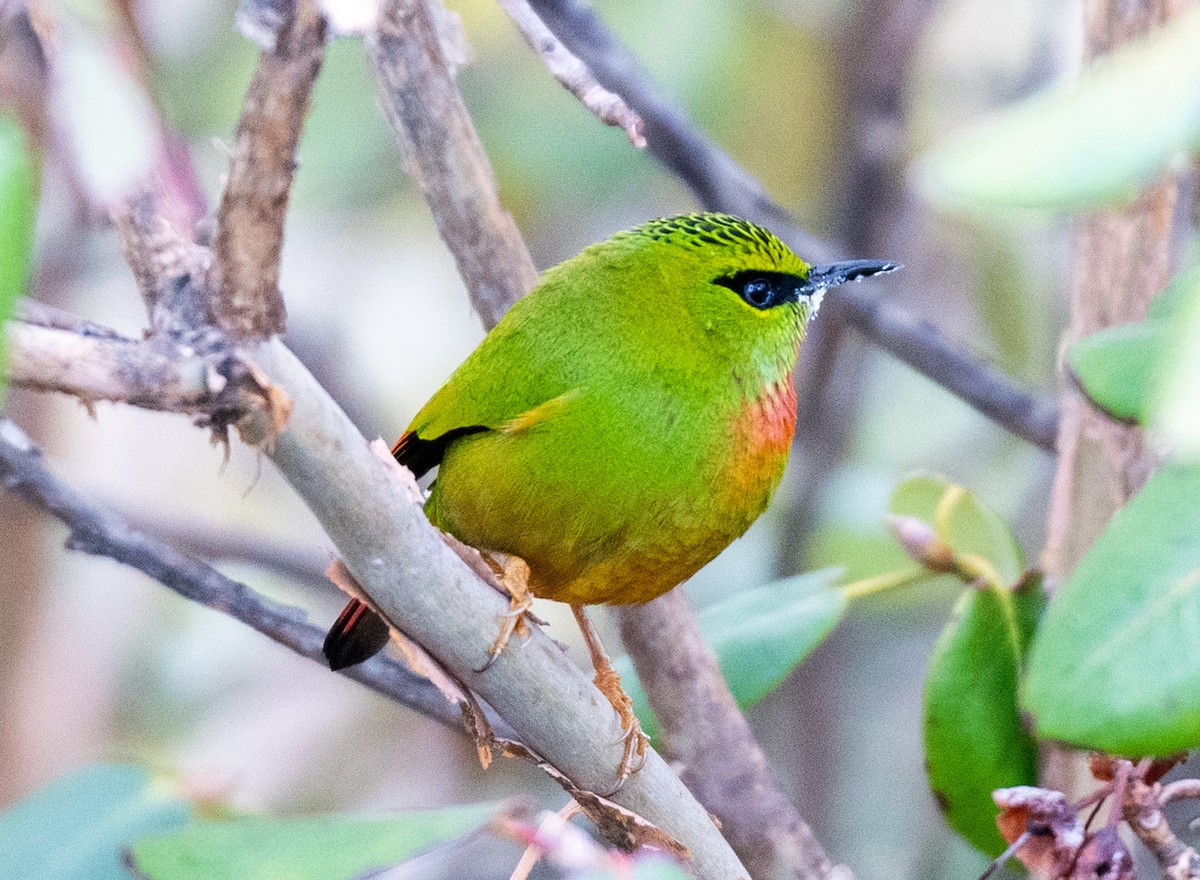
[
  {"xmin": 919, "ymin": 4, "xmax": 1200, "ymax": 212},
  {"xmin": 0, "ymin": 113, "xmax": 36, "ymax": 403},
  {"xmin": 620, "ymin": 569, "xmax": 846, "ymax": 741},
  {"xmin": 132, "ymin": 802, "xmax": 495, "ymax": 880},
  {"xmin": 0, "ymin": 764, "xmax": 193, "ymax": 880}
]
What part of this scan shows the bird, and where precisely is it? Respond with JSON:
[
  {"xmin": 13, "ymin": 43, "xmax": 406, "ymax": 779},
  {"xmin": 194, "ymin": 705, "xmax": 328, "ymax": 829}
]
[{"xmin": 323, "ymin": 212, "xmax": 898, "ymax": 781}]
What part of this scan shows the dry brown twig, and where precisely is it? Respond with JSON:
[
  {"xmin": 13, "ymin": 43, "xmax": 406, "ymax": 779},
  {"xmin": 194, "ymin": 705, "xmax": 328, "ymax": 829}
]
[
  {"xmin": 991, "ymin": 759, "xmax": 1200, "ymax": 880},
  {"xmin": 212, "ymin": 0, "xmax": 327, "ymax": 339}
]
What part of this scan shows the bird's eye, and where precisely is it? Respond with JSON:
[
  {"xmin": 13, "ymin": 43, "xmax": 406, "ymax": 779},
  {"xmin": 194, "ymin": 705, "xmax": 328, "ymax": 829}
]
[
  {"xmin": 742, "ymin": 278, "xmax": 772, "ymax": 308},
  {"xmin": 715, "ymin": 271, "xmax": 799, "ymax": 310}
]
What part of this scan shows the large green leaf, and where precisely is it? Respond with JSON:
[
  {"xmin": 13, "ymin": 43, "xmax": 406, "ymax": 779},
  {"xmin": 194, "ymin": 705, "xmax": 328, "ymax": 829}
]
[
  {"xmin": 0, "ymin": 113, "xmax": 36, "ymax": 401},
  {"xmin": 130, "ymin": 803, "xmax": 494, "ymax": 880},
  {"xmin": 919, "ymin": 5, "xmax": 1200, "ymax": 212},
  {"xmin": 0, "ymin": 764, "xmax": 192, "ymax": 880},
  {"xmin": 618, "ymin": 570, "xmax": 846, "ymax": 740},
  {"xmin": 1025, "ymin": 462, "xmax": 1200, "ymax": 754},
  {"xmin": 924, "ymin": 580, "xmax": 1043, "ymax": 856},
  {"xmin": 890, "ymin": 474, "xmax": 1024, "ymax": 586}
]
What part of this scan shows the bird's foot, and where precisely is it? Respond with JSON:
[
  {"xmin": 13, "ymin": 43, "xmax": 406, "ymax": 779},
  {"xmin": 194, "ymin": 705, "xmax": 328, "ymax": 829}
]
[
  {"xmin": 593, "ymin": 661, "xmax": 650, "ymax": 788},
  {"xmin": 478, "ymin": 552, "xmax": 535, "ymax": 672},
  {"xmin": 571, "ymin": 604, "xmax": 649, "ymax": 790}
]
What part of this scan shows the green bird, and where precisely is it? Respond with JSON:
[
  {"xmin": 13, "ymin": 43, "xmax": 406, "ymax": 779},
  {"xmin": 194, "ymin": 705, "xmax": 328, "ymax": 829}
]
[{"xmin": 324, "ymin": 213, "xmax": 897, "ymax": 777}]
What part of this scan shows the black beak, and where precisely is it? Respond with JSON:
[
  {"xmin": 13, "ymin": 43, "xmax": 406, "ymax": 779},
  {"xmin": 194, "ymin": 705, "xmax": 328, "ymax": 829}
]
[{"xmin": 805, "ymin": 259, "xmax": 901, "ymax": 291}]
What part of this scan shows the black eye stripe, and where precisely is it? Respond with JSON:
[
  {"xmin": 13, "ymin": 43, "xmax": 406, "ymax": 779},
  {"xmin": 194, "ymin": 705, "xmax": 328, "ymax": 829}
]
[{"xmin": 714, "ymin": 270, "xmax": 807, "ymax": 311}]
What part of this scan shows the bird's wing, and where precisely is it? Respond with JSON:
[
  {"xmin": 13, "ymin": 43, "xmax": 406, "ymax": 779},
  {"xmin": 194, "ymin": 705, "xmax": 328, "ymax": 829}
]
[{"xmin": 326, "ymin": 309, "xmax": 583, "ymax": 671}]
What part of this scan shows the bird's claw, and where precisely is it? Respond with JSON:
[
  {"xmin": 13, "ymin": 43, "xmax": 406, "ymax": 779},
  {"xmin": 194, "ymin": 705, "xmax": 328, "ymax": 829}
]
[
  {"xmin": 476, "ymin": 552, "xmax": 535, "ymax": 673},
  {"xmin": 592, "ymin": 657, "xmax": 649, "ymax": 790}
]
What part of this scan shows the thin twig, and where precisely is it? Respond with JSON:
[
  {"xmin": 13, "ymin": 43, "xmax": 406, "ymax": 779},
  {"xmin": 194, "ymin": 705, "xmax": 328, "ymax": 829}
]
[
  {"xmin": 617, "ymin": 591, "xmax": 844, "ymax": 880},
  {"xmin": 367, "ymin": 0, "xmax": 539, "ymax": 329},
  {"xmin": 1160, "ymin": 779, "xmax": 1200, "ymax": 806},
  {"xmin": 527, "ymin": 0, "xmax": 825, "ymax": 258},
  {"xmin": 116, "ymin": 507, "xmax": 333, "ymax": 590},
  {"xmin": 528, "ymin": 0, "xmax": 1059, "ymax": 452},
  {"xmin": 495, "ymin": 0, "xmax": 645, "ymax": 147},
  {"xmin": 836, "ymin": 292, "xmax": 1060, "ymax": 451},
  {"xmin": 0, "ymin": 419, "xmax": 508, "ymax": 738},
  {"xmin": 212, "ymin": 0, "xmax": 327, "ymax": 339},
  {"xmin": 1123, "ymin": 775, "xmax": 1200, "ymax": 880}
]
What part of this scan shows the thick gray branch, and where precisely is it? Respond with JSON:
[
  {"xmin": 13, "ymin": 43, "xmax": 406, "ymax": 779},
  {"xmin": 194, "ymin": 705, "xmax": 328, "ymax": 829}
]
[
  {"xmin": 238, "ymin": 339, "xmax": 749, "ymax": 879},
  {"xmin": 5, "ymin": 321, "xmax": 269, "ymax": 420}
]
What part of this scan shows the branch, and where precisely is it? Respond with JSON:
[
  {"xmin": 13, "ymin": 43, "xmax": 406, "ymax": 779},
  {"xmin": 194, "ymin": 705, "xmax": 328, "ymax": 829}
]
[
  {"xmin": 367, "ymin": 0, "xmax": 539, "ymax": 328},
  {"xmin": 495, "ymin": 0, "xmax": 645, "ymax": 147},
  {"xmin": 617, "ymin": 592, "xmax": 844, "ymax": 880},
  {"xmin": 527, "ymin": 0, "xmax": 1059, "ymax": 452},
  {"xmin": 0, "ymin": 419, "xmax": 504, "ymax": 738},
  {"xmin": 211, "ymin": 0, "xmax": 327, "ymax": 339},
  {"xmin": 239, "ymin": 339, "xmax": 750, "ymax": 879},
  {"xmin": 835, "ymin": 293, "xmax": 1059, "ymax": 452},
  {"xmin": 5, "ymin": 320, "xmax": 278, "ymax": 421},
  {"xmin": 117, "ymin": 508, "xmax": 333, "ymax": 590}
]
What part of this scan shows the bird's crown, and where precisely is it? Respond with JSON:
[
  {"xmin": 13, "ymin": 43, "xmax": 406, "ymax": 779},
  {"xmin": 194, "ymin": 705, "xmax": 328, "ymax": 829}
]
[{"xmin": 622, "ymin": 213, "xmax": 801, "ymax": 269}]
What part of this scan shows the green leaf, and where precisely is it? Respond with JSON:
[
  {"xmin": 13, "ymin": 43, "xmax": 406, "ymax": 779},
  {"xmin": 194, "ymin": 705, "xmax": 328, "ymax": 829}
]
[
  {"xmin": 0, "ymin": 764, "xmax": 193, "ymax": 880},
  {"xmin": 1148, "ymin": 262, "xmax": 1200, "ymax": 321},
  {"xmin": 919, "ymin": 5, "xmax": 1200, "ymax": 212},
  {"xmin": 1153, "ymin": 264, "xmax": 1200, "ymax": 458},
  {"xmin": 890, "ymin": 474, "xmax": 1024, "ymax": 586},
  {"xmin": 619, "ymin": 570, "xmax": 847, "ymax": 739},
  {"xmin": 1025, "ymin": 462, "xmax": 1200, "ymax": 754},
  {"xmin": 0, "ymin": 113, "xmax": 37, "ymax": 402},
  {"xmin": 1067, "ymin": 321, "xmax": 1162, "ymax": 423},
  {"xmin": 130, "ymin": 803, "xmax": 494, "ymax": 880},
  {"xmin": 1065, "ymin": 263, "xmax": 1200, "ymax": 426},
  {"xmin": 924, "ymin": 580, "xmax": 1043, "ymax": 856}
]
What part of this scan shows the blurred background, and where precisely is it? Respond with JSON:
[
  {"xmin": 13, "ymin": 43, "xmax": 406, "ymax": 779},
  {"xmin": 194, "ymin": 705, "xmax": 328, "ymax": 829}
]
[{"xmin": 0, "ymin": 0, "xmax": 1074, "ymax": 877}]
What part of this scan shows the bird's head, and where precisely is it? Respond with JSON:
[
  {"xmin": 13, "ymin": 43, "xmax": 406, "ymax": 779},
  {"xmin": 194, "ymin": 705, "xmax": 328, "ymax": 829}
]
[{"xmin": 599, "ymin": 214, "xmax": 899, "ymax": 370}]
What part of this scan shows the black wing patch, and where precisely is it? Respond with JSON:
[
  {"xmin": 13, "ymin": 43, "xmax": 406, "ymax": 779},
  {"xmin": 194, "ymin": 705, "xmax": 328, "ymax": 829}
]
[
  {"xmin": 391, "ymin": 425, "xmax": 488, "ymax": 478},
  {"xmin": 324, "ymin": 425, "xmax": 488, "ymax": 671}
]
